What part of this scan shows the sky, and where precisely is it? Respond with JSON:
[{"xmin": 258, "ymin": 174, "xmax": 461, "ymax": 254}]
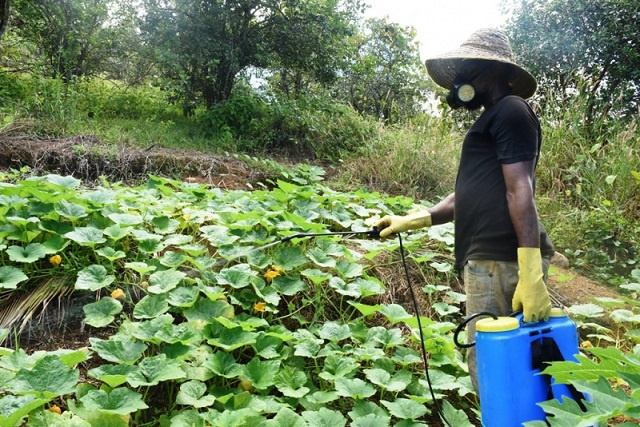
[{"xmin": 363, "ymin": 0, "xmax": 509, "ymax": 61}]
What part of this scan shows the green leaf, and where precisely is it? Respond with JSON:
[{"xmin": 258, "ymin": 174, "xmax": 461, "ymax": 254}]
[
  {"xmin": 241, "ymin": 358, "xmax": 280, "ymax": 390},
  {"xmin": 6, "ymin": 243, "xmax": 47, "ymax": 263},
  {"xmin": 159, "ymin": 251, "xmax": 188, "ymax": 268},
  {"xmin": 203, "ymin": 351, "xmax": 242, "ymax": 379},
  {"xmin": 55, "ymin": 200, "xmax": 88, "ymax": 220},
  {"xmin": 440, "ymin": 400, "xmax": 473, "ymax": 427},
  {"xmin": 9, "ymin": 355, "xmax": 78, "ymax": 398},
  {"xmin": 307, "ymin": 248, "xmax": 336, "ymax": 268},
  {"xmin": 95, "ymin": 247, "xmax": 126, "ymax": 262},
  {"xmin": 364, "ymin": 368, "xmax": 412, "ymax": 392},
  {"xmin": 65, "ymin": 227, "xmax": 107, "ymax": 247},
  {"xmin": 319, "ymin": 355, "xmax": 359, "ymax": 381},
  {"xmin": 273, "ymin": 247, "xmax": 308, "ymax": 270},
  {"xmin": 147, "ymin": 269, "xmax": 187, "ymax": 294},
  {"xmin": 272, "ymin": 275, "xmax": 308, "ymax": 295},
  {"xmin": 201, "ymin": 225, "xmax": 240, "ymax": 246},
  {"xmin": 348, "ymin": 302, "xmax": 382, "ymax": 317},
  {"xmin": 124, "ymin": 261, "xmax": 156, "ymax": 275},
  {"xmin": 206, "ymin": 324, "xmax": 257, "ymax": 351},
  {"xmin": 167, "ymin": 287, "xmax": 199, "ymax": 307},
  {"xmin": 26, "ymin": 409, "xmax": 92, "ymax": 427},
  {"xmin": 80, "ymin": 388, "xmax": 148, "ymax": 415},
  {"xmin": 381, "ymin": 398, "xmax": 428, "ymax": 420},
  {"xmin": 75, "ymin": 265, "xmax": 115, "ymax": 291},
  {"xmin": 334, "ymin": 377, "xmax": 376, "ymax": 399},
  {"xmin": 133, "ymin": 294, "xmax": 170, "ymax": 319},
  {"xmin": 103, "ymin": 225, "xmax": 132, "ymax": 241},
  {"xmin": 348, "ymin": 401, "xmax": 389, "ymax": 422},
  {"xmin": 84, "ymin": 297, "xmax": 123, "ymax": 328},
  {"xmin": 87, "ymin": 364, "xmax": 138, "ymax": 388},
  {"xmin": 0, "ymin": 395, "xmax": 49, "ymax": 426},
  {"xmin": 568, "ymin": 303, "xmax": 605, "ymax": 318},
  {"xmin": 610, "ymin": 309, "xmax": 640, "ymax": 324},
  {"xmin": 336, "ymin": 260, "xmax": 363, "ymax": 278},
  {"xmin": 274, "ymin": 366, "xmax": 310, "ymax": 398},
  {"xmin": 300, "ymin": 268, "xmax": 332, "ymax": 285},
  {"xmin": 328, "ymin": 276, "xmax": 361, "ymax": 297},
  {"xmin": 107, "ymin": 213, "xmax": 143, "ymax": 226},
  {"xmin": 176, "ymin": 380, "xmax": 216, "ymax": 408},
  {"xmin": 90, "ymin": 336, "xmax": 147, "ymax": 364},
  {"xmin": 379, "ymin": 304, "xmax": 412, "ymax": 324},
  {"xmin": 0, "ymin": 266, "xmax": 28, "ymax": 289},
  {"xmin": 129, "ymin": 315, "xmax": 174, "ymax": 342},
  {"xmin": 317, "ymin": 321, "xmax": 351, "ymax": 342},
  {"xmin": 127, "ymin": 354, "xmax": 186, "ymax": 387},
  {"xmin": 351, "ymin": 413, "xmax": 391, "ymax": 427},
  {"xmin": 45, "ymin": 174, "xmax": 81, "ymax": 189},
  {"xmin": 301, "ymin": 408, "xmax": 347, "ymax": 427},
  {"xmin": 264, "ymin": 407, "xmax": 306, "ymax": 427},
  {"xmin": 218, "ymin": 264, "xmax": 254, "ymax": 289}
]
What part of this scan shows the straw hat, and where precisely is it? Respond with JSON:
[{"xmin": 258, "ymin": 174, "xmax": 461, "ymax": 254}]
[{"xmin": 425, "ymin": 28, "xmax": 537, "ymax": 99}]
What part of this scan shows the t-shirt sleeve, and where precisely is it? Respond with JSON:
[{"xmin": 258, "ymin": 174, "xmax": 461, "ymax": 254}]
[{"xmin": 490, "ymin": 97, "xmax": 540, "ymax": 164}]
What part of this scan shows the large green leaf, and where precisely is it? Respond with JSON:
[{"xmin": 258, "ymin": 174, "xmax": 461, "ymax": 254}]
[
  {"xmin": 319, "ymin": 355, "xmax": 359, "ymax": 381},
  {"xmin": 301, "ymin": 408, "xmax": 347, "ymax": 427},
  {"xmin": 273, "ymin": 247, "xmax": 308, "ymax": 270},
  {"xmin": 6, "ymin": 243, "xmax": 47, "ymax": 263},
  {"xmin": 241, "ymin": 358, "xmax": 280, "ymax": 390},
  {"xmin": 381, "ymin": 398, "xmax": 428, "ymax": 420},
  {"xmin": 87, "ymin": 364, "xmax": 139, "ymax": 388},
  {"xmin": 90, "ymin": 336, "xmax": 147, "ymax": 364},
  {"xmin": 274, "ymin": 366, "xmax": 310, "ymax": 398},
  {"xmin": 272, "ymin": 275, "xmax": 308, "ymax": 295},
  {"xmin": 8, "ymin": 355, "xmax": 78, "ymax": 399},
  {"xmin": 147, "ymin": 269, "xmax": 187, "ymax": 294},
  {"xmin": 83, "ymin": 297, "xmax": 123, "ymax": 328},
  {"xmin": 127, "ymin": 354, "xmax": 186, "ymax": 387},
  {"xmin": 65, "ymin": 227, "xmax": 107, "ymax": 247},
  {"xmin": 264, "ymin": 407, "xmax": 306, "ymax": 427},
  {"xmin": 217, "ymin": 264, "xmax": 254, "ymax": 289},
  {"xmin": 133, "ymin": 294, "xmax": 171, "ymax": 319},
  {"xmin": 0, "ymin": 394, "xmax": 49, "ymax": 427},
  {"xmin": 203, "ymin": 351, "xmax": 242, "ymax": 379},
  {"xmin": 75, "ymin": 265, "xmax": 115, "ymax": 291},
  {"xmin": 364, "ymin": 368, "xmax": 412, "ymax": 392},
  {"xmin": 55, "ymin": 200, "xmax": 88, "ymax": 220},
  {"xmin": 317, "ymin": 321, "xmax": 351, "ymax": 342},
  {"xmin": 176, "ymin": 380, "xmax": 216, "ymax": 408},
  {"xmin": 79, "ymin": 388, "xmax": 148, "ymax": 415},
  {"xmin": 0, "ymin": 266, "xmax": 28, "ymax": 289},
  {"xmin": 334, "ymin": 377, "xmax": 376, "ymax": 399}
]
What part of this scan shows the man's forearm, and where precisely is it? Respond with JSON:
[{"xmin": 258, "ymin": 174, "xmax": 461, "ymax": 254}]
[{"xmin": 428, "ymin": 193, "xmax": 455, "ymax": 225}]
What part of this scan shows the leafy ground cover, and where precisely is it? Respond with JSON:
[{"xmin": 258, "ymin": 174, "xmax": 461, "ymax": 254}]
[{"xmin": 0, "ymin": 161, "xmax": 639, "ymax": 426}]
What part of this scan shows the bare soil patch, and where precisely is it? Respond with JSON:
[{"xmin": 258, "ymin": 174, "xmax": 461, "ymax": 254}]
[{"xmin": 0, "ymin": 135, "xmax": 267, "ymax": 189}]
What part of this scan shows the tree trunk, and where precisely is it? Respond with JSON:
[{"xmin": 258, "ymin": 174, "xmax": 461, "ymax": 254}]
[{"xmin": 0, "ymin": 0, "xmax": 9, "ymax": 41}]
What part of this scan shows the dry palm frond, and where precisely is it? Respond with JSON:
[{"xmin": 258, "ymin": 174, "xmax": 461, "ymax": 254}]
[{"xmin": 0, "ymin": 275, "xmax": 76, "ymax": 341}]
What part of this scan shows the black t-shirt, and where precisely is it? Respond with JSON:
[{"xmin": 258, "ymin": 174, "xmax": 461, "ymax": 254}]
[{"xmin": 454, "ymin": 95, "xmax": 555, "ymax": 270}]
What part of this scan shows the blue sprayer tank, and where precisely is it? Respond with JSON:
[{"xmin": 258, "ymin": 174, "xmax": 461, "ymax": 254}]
[{"xmin": 475, "ymin": 307, "xmax": 583, "ymax": 426}]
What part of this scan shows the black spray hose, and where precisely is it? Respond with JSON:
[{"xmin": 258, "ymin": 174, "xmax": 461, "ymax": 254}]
[
  {"xmin": 397, "ymin": 234, "xmax": 453, "ymax": 427},
  {"xmin": 453, "ymin": 312, "xmax": 499, "ymax": 349}
]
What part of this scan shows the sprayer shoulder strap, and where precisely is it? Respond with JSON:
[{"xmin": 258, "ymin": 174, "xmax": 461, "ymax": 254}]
[{"xmin": 531, "ymin": 337, "xmax": 587, "ymax": 412}]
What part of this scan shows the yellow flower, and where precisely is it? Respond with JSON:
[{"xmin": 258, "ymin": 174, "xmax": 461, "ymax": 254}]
[
  {"xmin": 264, "ymin": 265, "xmax": 284, "ymax": 282},
  {"xmin": 183, "ymin": 214, "xmax": 192, "ymax": 221},
  {"xmin": 140, "ymin": 281, "xmax": 149, "ymax": 290},
  {"xmin": 49, "ymin": 255, "xmax": 62, "ymax": 266},
  {"xmin": 253, "ymin": 302, "xmax": 267, "ymax": 313},
  {"xmin": 111, "ymin": 288, "xmax": 126, "ymax": 300},
  {"xmin": 48, "ymin": 405, "xmax": 62, "ymax": 414}
]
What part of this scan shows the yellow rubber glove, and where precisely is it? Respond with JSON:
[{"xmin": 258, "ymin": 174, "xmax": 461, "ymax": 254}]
[
  {"xmin": 375, "ymin": 211, "xmax": 432, "ymax": 239},
  {"xmin": 512, "ymin": 247, "xmax": 552, "ymax": 322}
]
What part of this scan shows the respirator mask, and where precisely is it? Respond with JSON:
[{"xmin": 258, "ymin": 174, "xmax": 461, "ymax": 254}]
[{"xmin": 446, "ymin": 80, "xmax": 477, "ymax": 110}]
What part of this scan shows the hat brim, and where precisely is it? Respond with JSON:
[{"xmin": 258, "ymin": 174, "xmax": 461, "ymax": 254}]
[{"xmin": 425, "ymin": 56, "xmax": 537, "ymax": 100}]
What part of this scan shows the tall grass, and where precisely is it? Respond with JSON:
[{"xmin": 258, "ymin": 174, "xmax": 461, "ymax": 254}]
[{"xmin": 337, "ymin": 113, "xmax": 462, "ymax": 202}]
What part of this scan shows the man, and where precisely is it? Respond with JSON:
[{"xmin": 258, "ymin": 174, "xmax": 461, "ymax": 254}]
[{"xmin": 375, "ymin": 28, "xmax": 555, "ymax": 391}]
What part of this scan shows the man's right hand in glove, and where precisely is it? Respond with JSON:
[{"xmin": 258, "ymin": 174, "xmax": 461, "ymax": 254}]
[{"xmin": 375, "ymin": 211, "xmax": 432, "ymax": 239}]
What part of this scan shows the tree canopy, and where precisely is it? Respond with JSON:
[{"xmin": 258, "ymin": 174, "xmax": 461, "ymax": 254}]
[{"xmin": 505, "ymin": 0, "xmax": 640, "ymax": 122}]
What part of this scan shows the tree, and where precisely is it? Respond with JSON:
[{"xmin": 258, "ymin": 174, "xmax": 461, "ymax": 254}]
[
  {"xmin": 141, "ymin": 0, "xmax": 364, "ymax": 112},
  {"xmin": 335, "ymin": 17, "xmax": 430, "ymax": 123},
  {"xmin": 10, "ymin": 0, "xmax": 132, "ymax": 81},
  {"xmin": 505, "ymin": 0, "xmax": 640, "ymax": 122},
  {"xmin": 0, "ymin": 0, "xmax": 9, "ymax": 40}
]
